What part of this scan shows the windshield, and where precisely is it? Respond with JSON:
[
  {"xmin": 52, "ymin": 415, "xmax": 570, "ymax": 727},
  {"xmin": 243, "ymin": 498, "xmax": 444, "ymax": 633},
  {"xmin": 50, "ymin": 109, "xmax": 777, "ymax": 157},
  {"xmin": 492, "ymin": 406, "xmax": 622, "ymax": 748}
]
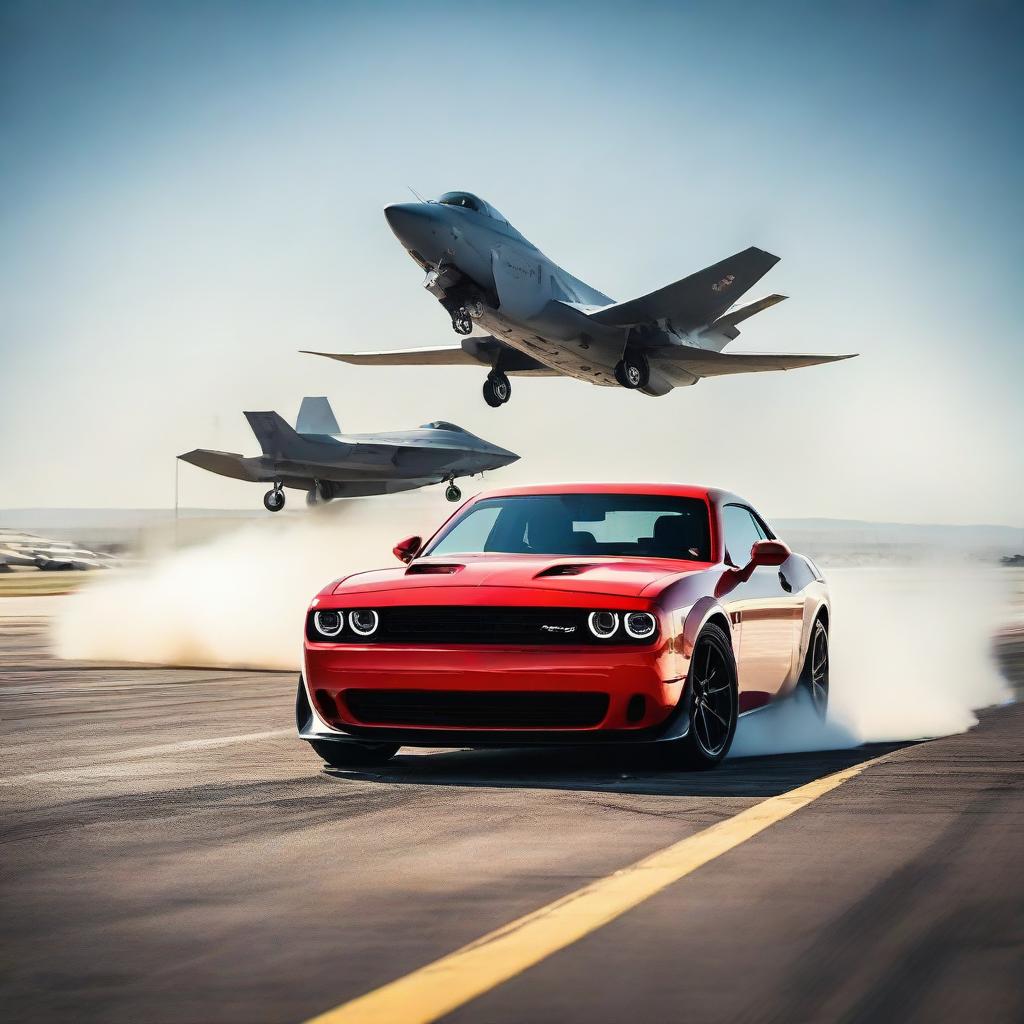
[{"xmin": 425, "ymin": 493, "xmax": 711, "ymax": 561}]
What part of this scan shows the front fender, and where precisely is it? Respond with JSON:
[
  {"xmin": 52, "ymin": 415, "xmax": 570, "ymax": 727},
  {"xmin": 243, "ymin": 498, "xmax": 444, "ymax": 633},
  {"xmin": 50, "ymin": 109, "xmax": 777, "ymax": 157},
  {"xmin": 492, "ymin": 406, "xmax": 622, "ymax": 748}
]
[{"xmin": 680, "ymin": 596, "xmax": 731, "ymax": 659}]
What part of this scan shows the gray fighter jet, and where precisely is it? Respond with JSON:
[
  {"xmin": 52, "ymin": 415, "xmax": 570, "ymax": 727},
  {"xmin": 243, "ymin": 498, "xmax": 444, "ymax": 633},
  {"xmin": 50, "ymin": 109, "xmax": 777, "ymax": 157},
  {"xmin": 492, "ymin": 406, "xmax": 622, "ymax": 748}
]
[
  {"xmin": 304, "ymin": 192, "xmax": 855, "ymax": 407},
  {"xmin": 178, "ymin": 397, "xmax": 518, "ymax": 512}
]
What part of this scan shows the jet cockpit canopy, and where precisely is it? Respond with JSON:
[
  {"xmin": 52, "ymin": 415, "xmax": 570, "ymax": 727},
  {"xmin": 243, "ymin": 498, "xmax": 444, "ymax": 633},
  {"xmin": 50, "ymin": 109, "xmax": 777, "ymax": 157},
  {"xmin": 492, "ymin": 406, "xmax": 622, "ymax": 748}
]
[
  {"xmin": 437, "ymin": 191, "xmax": 507, "ymax": 223},
  {"xmin": 421, "ymin": 420, "xmax": 468, "ymax": 433}
]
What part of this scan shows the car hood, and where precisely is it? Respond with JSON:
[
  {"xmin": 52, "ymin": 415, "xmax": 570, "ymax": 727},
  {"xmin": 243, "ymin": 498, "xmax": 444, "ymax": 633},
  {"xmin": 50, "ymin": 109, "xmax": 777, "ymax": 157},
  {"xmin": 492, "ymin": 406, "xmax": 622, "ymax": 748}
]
[{"xmin": 331, "ymin": 554, "xmax": 707, "ymax": 600}]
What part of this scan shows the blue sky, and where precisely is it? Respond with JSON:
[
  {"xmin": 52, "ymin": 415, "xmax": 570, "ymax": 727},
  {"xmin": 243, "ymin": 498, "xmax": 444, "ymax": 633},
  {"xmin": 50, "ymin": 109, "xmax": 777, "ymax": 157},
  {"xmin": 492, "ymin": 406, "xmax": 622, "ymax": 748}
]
[{"xmin": 1, "ymin": 1, "xmax": 1021, "ymax": 523}]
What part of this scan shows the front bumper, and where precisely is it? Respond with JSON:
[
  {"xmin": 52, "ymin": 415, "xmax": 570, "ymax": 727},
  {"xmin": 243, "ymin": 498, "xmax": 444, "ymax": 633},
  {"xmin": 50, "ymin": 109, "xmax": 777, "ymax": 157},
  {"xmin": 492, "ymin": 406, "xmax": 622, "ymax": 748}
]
[{"xmin": 298, "ymin": 641, "xmax": 691, "ymax": 748}]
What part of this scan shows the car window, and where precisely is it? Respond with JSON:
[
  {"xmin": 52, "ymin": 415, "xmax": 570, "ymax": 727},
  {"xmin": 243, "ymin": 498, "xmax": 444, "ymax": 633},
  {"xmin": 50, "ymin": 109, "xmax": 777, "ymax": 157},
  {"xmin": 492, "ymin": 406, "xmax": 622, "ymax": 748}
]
[
  {"xmin": 750, "ymin": 509, "xmax": 773, "ymax": 540},
  {"xmin": 723, "ymin": 505, "xmax": 765, "ymax": 566},
  {"xmin": 426, "ymin": 493, "xmax": 711, "ymax": 561},
  {"xmin": 429, "ymin": 505, "xmax": 502, "ymax": 554}
]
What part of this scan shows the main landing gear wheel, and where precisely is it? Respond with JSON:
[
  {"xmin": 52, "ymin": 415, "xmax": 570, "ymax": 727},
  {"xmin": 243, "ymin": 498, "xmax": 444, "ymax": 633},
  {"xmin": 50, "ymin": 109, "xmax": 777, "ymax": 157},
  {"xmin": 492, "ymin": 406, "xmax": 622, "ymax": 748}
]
[
  {"xmin": 308, "ymin": 739, "xmax": 399, "ymax": 769},
  {"xmin": 678, "ymin": 622, "xmax": 738, "ymax": 769},
  {"xmin": 445, "ymin": 481, "xmax": 462, "ymax": 502},
  {"xmin": 801, "ymin": 618, "xmax": 830, "ymax": 718},
  {"xmin": 263, "ymin": 487, "xmax": 285, "ymax": 512},
  {"xmin": 306, "ymin": 480, "xmax": 333, "ymax": 507},
  {"xmin": 451, "ymin": 307, "xmax": 473, "ymax": 336},
  {"xmin": 482, "ymin": 372, "xmax": 511, "ymax": 407},
  {"xmin": 614, "ymin": 354, "xmax": 649, "ymax": 390}
]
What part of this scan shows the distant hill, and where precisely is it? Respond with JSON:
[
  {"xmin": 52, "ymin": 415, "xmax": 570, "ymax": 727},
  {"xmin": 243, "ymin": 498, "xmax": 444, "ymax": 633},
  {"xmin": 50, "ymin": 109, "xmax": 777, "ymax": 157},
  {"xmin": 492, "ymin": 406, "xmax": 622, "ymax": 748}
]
[
  {"xmin": 773, "ymin": 518, "xmax": 1023, "ymax": 565},
  {"xmin": 0, "ymin": 507, "xmax": 1021, "ymax": 565},
  {"xmin": 774, "ymin": 518, "xmax": 1024, "ymax": 548}
]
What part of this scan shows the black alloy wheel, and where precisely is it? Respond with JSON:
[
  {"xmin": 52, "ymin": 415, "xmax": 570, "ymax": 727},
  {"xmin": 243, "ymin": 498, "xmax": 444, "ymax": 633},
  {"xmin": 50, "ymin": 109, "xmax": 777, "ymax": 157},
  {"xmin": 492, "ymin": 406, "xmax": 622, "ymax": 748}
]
[
  {"xmin": 679, "ymin": 622, "xmax": 738, "ymax": 768},
  {"xmin": 802, "ymin": 618, "xmax": 829, "ymax": 718}
]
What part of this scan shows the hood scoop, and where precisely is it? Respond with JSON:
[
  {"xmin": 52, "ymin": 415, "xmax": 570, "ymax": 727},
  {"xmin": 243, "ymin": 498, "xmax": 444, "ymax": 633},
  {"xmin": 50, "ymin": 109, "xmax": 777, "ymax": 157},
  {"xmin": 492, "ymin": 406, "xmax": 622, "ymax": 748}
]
[
  {"xmin": 534, "ymin": 563, "xmax": 591, "ymax": 578},
  {"xmin": 405, "ymin": 562, "xmax": 464, "ymax": 576}
]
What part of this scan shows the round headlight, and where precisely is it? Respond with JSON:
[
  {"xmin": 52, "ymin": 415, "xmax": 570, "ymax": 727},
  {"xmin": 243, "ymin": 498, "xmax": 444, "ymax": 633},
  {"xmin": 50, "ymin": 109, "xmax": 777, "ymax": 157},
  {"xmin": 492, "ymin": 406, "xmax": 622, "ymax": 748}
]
[
  {"xmin": 623, "ymin": 611, "xmax": 657, "ymax": 640},
  {"xmin": 313, "ymin": 609, "xmax": 343, "ymax": 638},
  {"xmin": 587, "ymin": 611, "xmax": 620, "ymax": 639},
  {"xmin": 348, "ymin": 609, "xmax": 379, "ymax": 636}
]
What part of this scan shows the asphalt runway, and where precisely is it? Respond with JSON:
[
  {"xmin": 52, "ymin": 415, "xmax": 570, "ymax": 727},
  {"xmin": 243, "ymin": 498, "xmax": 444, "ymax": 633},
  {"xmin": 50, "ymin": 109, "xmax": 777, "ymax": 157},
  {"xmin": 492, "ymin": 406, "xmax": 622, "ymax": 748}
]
[{"xmin": 2, "ymin": 614, "xmax": 1022, "ymax": 1024}]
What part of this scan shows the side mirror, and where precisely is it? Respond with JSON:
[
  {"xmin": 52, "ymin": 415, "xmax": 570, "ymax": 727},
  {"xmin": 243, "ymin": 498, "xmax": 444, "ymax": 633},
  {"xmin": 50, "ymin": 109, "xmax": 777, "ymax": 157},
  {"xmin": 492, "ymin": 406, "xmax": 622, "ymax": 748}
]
[
  {"xmin": 749, "ymin": 539, "xmax": 790, "ymax": 568},
  {"xmin": 393, "ymin": 535, "xmax": 423, "ymax": 564}
]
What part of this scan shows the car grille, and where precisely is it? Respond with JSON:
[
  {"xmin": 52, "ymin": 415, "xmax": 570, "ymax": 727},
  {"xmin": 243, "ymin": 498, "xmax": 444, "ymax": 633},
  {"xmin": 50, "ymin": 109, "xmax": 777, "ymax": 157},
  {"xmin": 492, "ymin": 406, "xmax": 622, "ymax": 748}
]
[
  {"xmin": 306, "ymin": 606, "xmax": 656, "ymax": 646},
  {"xmin": 343, "ymin": 689, "xmax": 610, "ymax": 728}
]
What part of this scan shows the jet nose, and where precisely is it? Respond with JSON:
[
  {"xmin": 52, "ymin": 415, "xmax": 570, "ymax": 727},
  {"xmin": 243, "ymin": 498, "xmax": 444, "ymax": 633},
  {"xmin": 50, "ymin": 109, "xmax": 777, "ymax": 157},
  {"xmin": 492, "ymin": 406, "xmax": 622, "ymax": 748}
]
[
  {"xmin": 384, "ymin": 202, "xmax": 436, "ymax": 245},
  {"xmin": 490, "ymin": 446, "xmax": 520, "ymax": 468}
]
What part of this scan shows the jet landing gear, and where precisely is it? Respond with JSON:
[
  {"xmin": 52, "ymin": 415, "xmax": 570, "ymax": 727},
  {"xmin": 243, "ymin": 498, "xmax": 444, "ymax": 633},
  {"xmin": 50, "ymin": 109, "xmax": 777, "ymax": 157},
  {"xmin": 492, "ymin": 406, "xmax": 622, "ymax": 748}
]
[
  {"xmin": 263, "ymin": 486, "xmax": 286, "ymax": 512},
  {"xmin": 614, "ymin": 353, "xmax": 649, "ymax": 390},
  {"xmin": 306, "ymin": 480, "xmax": 333, "ymax": 507},
  {"xmin": 451, "ymin": 301, "xmax": 483, "ymax": 337},
  {"xmin": 445, "ymin": 480, "xmax": 462, "ymax": 502},
  {"xmin": 451, "ymin": 307, "xmax": 473, "ymax": 336},
  {"xmin": 482, "ymin": 371, "xmax": 511, "ymax": 408}
]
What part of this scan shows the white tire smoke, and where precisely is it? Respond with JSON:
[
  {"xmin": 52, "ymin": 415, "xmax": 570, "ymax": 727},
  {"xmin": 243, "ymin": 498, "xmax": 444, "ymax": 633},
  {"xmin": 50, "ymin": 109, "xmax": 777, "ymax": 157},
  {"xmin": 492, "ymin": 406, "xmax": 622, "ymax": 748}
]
[{"xmin": 55, "ymin": 512, "xmax": 1013, "ymax": 750}]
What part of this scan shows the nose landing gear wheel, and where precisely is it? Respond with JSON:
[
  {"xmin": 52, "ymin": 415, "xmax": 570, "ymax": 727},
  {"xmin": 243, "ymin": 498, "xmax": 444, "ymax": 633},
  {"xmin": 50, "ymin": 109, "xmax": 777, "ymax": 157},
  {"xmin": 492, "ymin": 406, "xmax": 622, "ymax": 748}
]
[
  {"xmin": 445, "ymin": 482, "xmax": 462, "ymax": 502},
  {"xmin": 482, "ymin": 372, "xmax": 511, "ymax": 407},
  {"xmin": 263, "ymin": 487, "xmax": 285, "ymax": 512},
  {"xmin": 614, "ymin": 354, "xmax": 649, "ymax": 390},
  {"xmin": 451, "ymin": 308, "xmax": 473, "ymax": 336}
]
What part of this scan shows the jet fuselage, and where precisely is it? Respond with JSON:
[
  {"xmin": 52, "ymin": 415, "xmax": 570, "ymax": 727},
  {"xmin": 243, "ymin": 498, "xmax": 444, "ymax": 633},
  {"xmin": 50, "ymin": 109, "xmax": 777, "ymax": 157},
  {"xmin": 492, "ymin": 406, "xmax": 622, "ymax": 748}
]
[{"xmin": 383, "ymin": 200, "xmax": 673, "ymax": 391}]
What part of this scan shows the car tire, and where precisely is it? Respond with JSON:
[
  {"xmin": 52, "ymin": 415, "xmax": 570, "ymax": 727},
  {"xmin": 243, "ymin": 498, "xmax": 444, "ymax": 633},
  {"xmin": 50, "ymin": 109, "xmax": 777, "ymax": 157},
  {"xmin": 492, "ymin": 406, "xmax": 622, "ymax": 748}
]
[
  {"xmin": 308, "ymin": 740, "xmax": 400, "ymax": 768},
  {"xmin": 800, "ymin": 617, "xmax": 829, "ymax": 719},
  {"xmin": 677, "ymin": 622, "xmax": 738, "ymax": 769}
]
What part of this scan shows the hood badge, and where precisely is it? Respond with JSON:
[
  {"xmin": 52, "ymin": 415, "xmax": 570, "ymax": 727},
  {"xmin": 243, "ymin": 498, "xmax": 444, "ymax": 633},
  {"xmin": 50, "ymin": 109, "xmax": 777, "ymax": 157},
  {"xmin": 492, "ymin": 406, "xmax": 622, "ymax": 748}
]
[{"xmin": 540, "ymin": 624, "xmax": 576, "ymax": 633}]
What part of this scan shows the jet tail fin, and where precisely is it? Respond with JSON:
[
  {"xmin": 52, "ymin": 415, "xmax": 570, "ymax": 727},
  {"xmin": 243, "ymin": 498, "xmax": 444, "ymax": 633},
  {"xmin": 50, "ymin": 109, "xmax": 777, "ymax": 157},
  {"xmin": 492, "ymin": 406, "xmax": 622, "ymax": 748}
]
[
  {"xmin": 296, "ymin": 396, "xmax": 340, "ymax": 435},
  {"xmin": 244, "ymin": 411, "xmax": 304, "ymax": 457},
  {"xmin": 589, "ymin": 247, "xmax": 780, "ymax": 330}
]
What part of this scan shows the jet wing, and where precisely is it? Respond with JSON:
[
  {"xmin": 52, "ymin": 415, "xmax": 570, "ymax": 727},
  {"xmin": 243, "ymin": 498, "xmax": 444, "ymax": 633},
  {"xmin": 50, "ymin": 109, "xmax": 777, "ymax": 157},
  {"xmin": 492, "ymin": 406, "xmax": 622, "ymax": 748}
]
[
  {"xmin": 178, "ymin": 449, "xmax": 265, "ymax": 482},
  {"xmin": 302, "ymin": 336, "xmax": 559, "ymax": 376},
  {"xmin": 302, "ymin": 345, "xmax": 482, "ymax": 366},
  {"xmin": 651, "ymin": 349, "xmax": 858, "ymax": 377}
]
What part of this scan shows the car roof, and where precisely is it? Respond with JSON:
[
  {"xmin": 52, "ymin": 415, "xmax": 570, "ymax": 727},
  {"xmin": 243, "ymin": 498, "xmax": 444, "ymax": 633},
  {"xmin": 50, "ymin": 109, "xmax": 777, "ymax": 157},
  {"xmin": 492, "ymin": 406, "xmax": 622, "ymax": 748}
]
[{"xmin": 467, "ymin": 482, "xmax": 747, "ymax": 506}]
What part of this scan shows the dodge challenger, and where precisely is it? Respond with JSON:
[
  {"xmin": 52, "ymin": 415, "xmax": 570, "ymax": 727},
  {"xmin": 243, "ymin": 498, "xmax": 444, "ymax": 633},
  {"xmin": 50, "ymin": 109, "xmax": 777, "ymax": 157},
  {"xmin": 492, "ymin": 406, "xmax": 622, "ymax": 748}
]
[{"xmin": 297, "ymin": 484, "xmax": 830, "ymax": 770}]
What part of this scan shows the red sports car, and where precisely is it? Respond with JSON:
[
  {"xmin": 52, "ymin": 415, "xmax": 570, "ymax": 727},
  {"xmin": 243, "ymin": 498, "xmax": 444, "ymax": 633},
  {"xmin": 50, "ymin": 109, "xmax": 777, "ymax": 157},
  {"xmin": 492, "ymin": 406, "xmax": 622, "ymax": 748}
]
[{"xmin": 297, "ymin": 484, "xmax": 830, "ymax": 770}]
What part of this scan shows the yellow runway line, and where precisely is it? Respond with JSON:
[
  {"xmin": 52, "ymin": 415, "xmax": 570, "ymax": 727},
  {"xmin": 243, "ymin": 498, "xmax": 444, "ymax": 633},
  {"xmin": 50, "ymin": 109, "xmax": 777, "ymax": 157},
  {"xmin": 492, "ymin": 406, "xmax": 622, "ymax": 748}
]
[{"xmin": 302, "ymin": 754, "xmax": 888, "ymax": 1024}]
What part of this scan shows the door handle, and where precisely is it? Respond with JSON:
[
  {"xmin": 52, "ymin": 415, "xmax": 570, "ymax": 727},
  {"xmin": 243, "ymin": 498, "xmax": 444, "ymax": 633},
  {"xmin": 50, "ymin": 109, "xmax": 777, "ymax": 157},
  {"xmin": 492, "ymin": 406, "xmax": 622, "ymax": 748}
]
[{"xmin": 779, "ymin": 571, "xmax": 792, "ymax": 593}]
